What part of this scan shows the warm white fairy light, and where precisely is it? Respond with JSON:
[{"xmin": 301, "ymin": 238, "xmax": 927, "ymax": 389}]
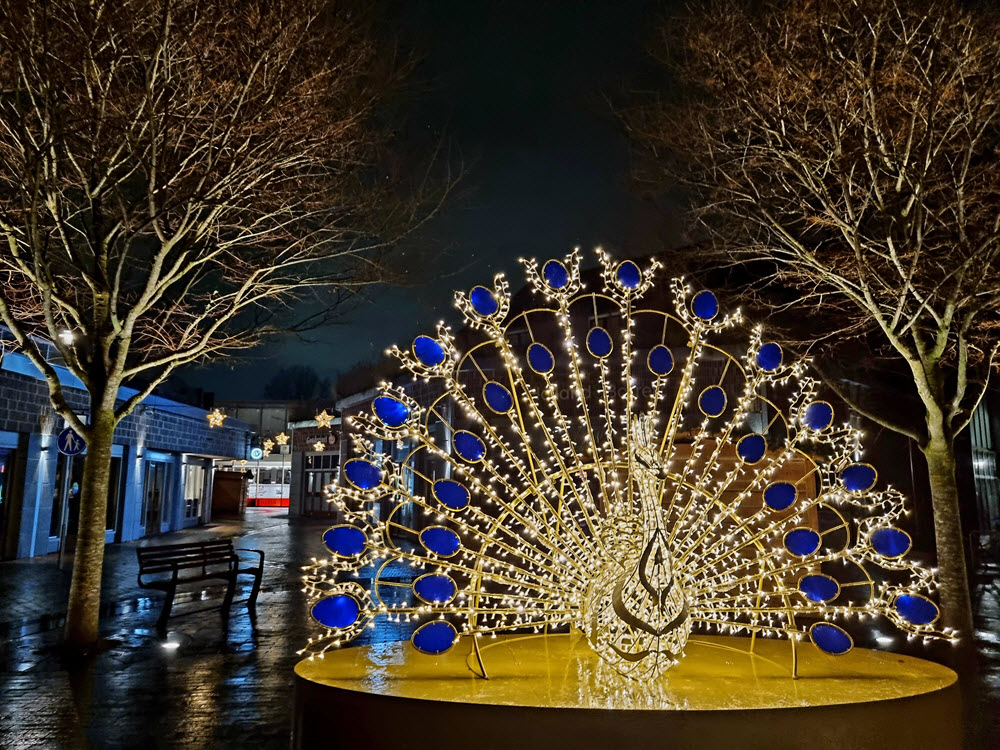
[{"xmin": 299, "ymin": 249, "xmax": 954, "ymax": 681}]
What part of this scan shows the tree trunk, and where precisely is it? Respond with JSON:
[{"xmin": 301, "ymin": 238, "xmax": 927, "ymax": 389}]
[
  {"xmin": 922, "ymin": 436, "xmax": 974, "ymax": 648},
  {"xmin": 63, "ymin": 404, "xmax": 116, "ymax": 648}
]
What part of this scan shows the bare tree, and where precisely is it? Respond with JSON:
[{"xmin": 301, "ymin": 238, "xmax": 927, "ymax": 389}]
[
  {"xmin": 0, "ymin": 0, "xmax": 450, "ymax": 648},
  {"xmin": 623, "ymin": 0, "xmax": 1000, "ymax": 645}
]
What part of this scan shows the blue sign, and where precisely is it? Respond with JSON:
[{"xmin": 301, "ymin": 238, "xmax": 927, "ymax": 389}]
[
  {"xmin": 57, "ymin": 427, "xmax": 86, "ymax": 456},
  {"xmin": 249, "ymin": 447, "xmax": 264, "ymax": 461}
]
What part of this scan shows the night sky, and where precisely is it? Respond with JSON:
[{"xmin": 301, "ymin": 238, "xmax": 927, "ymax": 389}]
[{"xmin": 192, "ymin": 0, "xmax": 681, "ymax": 399}]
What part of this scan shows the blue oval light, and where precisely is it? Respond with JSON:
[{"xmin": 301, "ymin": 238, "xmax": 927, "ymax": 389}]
[
  {"xmin": 413, "ymin": 335, "xmax": 445, "ymax": 367},
  {"xmin": 373, "ymin": 396, "xmax": 409, "ymax": 428},
  {"xmin": 894, "ymin": 594, "xmax": 939, "ymax": 626},
  {"xmin": 647, "ymin": 345, "xmax": 673, "ymax": 376},
  {"xmin": 841, "ymin": 463, "xmax": 876, "ymax": 493},
  {"xmin": 543, "ymin": 260, "xmax": 569, "ymax": 289},
  {"xmin": 419, "ymin": 526, "xmax": 461, "ymax": 557},
  {"xmin": 764, "ymin": 482, "xmax": 796, "ymax": 511},
  {"xmin": 527, "ymin": 343, "xmax": 554, "ymax": 374},
  {"xmin": 587, "ymin": 327, "xmax": 613, "ymax": 358},
  {"xmin": 699, "ymin": 386, "xmax": 727, "ymax": 417},
  {"xmin": 784, "ymin": 528, "xmax": 821, "ymax": 557},
  {"xmin": 323, "ymin": 525, "xmax": 367, "ymax": 557},
  {"xmin": 411, "ymin": 620, "xmax": 458, "ymax": 655},
  {"xmin": 870, "ymin": 527, "xmax": 911, "ymax": 558},
  {"xmin": 737, "ymin": 434, "xmax": 766, "ymax": 463},
  {"xmin": 343, "ymin": 459, "xmax": 382, "ymax": 490},
  {"xmin": 811, "ymin": 623, "xmax": 852, "ymax": 655},
  {"xmin": 413, "ymin": 574, "xmax": 458, "ymax": 605},
  {"xmin": 484, "ymin": 382, "xmax": 514, "ymax": 413},
  {"xmin": 803, "ymin": 401, "xmax": 834, "ymax": 431},
  {"xmin": 617, "ymin": 261, "xmax": 641, "ymax": 289},
  {"xmin": 799, "ymin": 574, "xmax": 840, "ymax": 603},
  {"xmin": 470, "ymin": 286, "xmax": 499, "ymax": 316},
  {"xmin": 312, "ymin": 594, "xmax": 360, "ymax": 629},
  {"xmin": 454, "ymin": 431, "xmax": 486, "ymax": 462},
  {"xmin": 756, "ymin": 343, "xmax": 783, "ymax": 371},
  {"xmin": 433, "ymin": 479, "xmax": 470, "ymax": 511},
  {"xmin": 692, "ymin": 290, "xmax": 719, "ymax": 320}
]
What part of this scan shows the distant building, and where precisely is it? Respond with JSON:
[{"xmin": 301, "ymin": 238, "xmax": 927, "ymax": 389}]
[
  {"xmin": 213, "ymin": 400, "xmax": 340, "ymax": 514},
  {"xmin": 0, "ymin": 340, "xmax": 250, "ymax": 560}
]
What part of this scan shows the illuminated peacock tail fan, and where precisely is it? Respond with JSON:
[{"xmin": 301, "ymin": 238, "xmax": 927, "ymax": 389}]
[{"xmin": 299, "ymin": 248, "xmax": 955, "ymax": 679}]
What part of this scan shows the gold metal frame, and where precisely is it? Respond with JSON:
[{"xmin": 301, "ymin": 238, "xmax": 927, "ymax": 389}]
[{"xmin": 300, "ymin": 249, "xmax": 954, "ymax": 684}]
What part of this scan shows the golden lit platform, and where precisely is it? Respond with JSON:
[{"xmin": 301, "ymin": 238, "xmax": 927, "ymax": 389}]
[{"xmin": 292, "ymin": 633, "xmax": 960, "ymax": 750}]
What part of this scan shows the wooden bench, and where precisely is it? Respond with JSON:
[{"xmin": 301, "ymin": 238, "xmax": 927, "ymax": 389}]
[{"xmin": 136, "ymin": 539, "xmax": 264, "ymax": 631}]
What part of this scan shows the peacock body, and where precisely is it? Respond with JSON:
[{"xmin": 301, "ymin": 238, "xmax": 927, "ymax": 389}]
[{"xmin": 301, "ymin": 249, "xmax": 952, "ymax": 681}]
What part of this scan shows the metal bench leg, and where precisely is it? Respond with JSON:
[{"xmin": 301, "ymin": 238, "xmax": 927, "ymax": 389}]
[
  {"xmin": 221, "ymin": 574, "xmax": 236, "ymax": 621},
  {"xmin": 247, "ymin": 553, "xmax": 264, "ymax": 622},
  {"xmin": 157, "ymin": 586, "xmax": 176, "ymax": 634}
]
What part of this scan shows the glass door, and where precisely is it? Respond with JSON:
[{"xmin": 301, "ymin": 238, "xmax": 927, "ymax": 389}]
[
  {"xmin": 142, "ymin": 461, "xmax": 169, "ymax": 534},
  {"xmin": 105, "ymin": 456, "xmax": 125, "ymax": 543},
  {"xmin": 0, "ymin": 449, "xmax": 12, "ymax": 559},
  {"xmin": 50, "ymin": 454, "xmax": 85, "ymax": 553},
  {"xmin": 303, "ymin": 453, "xmax": 339, "ymax": 516}
]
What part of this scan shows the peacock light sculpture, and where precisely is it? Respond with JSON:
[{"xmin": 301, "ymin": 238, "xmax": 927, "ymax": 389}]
[{"xmin": 301, "ymin": 249, "xmax": 953, "ymax": 681}]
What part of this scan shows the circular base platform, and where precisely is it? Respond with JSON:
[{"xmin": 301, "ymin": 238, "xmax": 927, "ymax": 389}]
[{"xmin": 293, "ymin": 633, "xmax": 960, "ymax": 750}]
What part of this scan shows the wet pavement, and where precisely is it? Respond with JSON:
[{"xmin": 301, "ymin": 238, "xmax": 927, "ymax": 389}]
[
  {"xmin": 1, "ymin": 510, "xmax": 325, "ymax": 749},
  {"xmin": 0, "ymin": 509, "xmax": 998, "ymax": 749}
]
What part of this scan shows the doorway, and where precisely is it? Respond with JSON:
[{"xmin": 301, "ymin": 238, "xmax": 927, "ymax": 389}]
[
  {"xmin": 142, "ymin": 460, "xmax": 170, "ymax": 534},
  {"xmin": 49, "ymin": 453, "xmax": 85, "ymax": 553},
  {"xmin": 48, "ymin": 453, "xmax": 126, "ymax": 554},
  {"xmin": 303, "ymin": 452, "xmax": 339, "ymax": 517},
  {"xmin": 0, "ymin": 448, "xmax": 14, "ymax": 559}
]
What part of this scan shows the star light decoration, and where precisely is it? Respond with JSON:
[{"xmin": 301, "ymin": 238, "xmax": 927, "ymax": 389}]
[
  {"xmin": 206, "ymin": 408, "xmax": 226, "ymax": 428},
  {"xmin": 301, "ymin": 249, "xmax": 954, "ymax": 682},
  {"xmin": 274, "ymin": 432, "xmax": 290, "ymax": 446},
  {"xmin": 313, "ymin": 440, "xmax": 327, "ymax": 452},
  {"xmin": 262, "ymin": 438, "xmax": 275, "ymax": 457},
  {"xmin": 315, "ymin": 410, "xmax": 334, "ymax": 429}
]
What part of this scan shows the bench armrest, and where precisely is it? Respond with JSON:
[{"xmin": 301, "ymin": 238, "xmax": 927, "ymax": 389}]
[
  {"xmin": 137, "ymin": 561, "xmax": 179, "ymax": 587},
  {"xmin": 234, "ymin": 548, "xmax": 264, "ymax": 568}
]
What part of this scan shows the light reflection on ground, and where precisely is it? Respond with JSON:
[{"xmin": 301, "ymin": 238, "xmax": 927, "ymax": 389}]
[{"xmin": 0, "ymin": 511, "xmax": 996, "ymax": 749}]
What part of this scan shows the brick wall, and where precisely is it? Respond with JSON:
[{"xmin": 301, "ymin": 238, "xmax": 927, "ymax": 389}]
[{"xmin": 0, "ymin": 369, "xmax": 247, "ymax": 457}]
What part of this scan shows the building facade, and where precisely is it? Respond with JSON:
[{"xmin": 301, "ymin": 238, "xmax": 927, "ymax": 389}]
[
  {"xmin": 213, "ymin": 400, "xmax": 341, "ymax": 514},
  {"xmin": 0, "ymin": 350, "xmax": 249, "ymax": 560}
]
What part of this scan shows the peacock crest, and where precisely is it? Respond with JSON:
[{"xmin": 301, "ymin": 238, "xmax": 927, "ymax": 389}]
[{"xmin": 300, "ymin": 249, "xmax": 953, "ymax": 680}]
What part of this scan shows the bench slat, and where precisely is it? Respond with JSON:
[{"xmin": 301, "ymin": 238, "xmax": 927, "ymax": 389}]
[
  {"xmin": 138, "ymin": 541, "xmax": 233, "ymax": 557},
  {"xmin": 138, "ymin": 539, "xmax": 237, "ymax": 581},
  {"xmin": 138, "ymin": 548, "xmax": 234, "ymax": 562},
  {"xmin": 140, "ymin": 559, "xmax": 234, "ymax": 575},
  {"xmin": 139, "ymin": 553, "xmax": 233, "ymax": 566}
]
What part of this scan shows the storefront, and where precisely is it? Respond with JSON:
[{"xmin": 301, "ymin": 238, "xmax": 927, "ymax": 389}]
[{"xmin": 0, "ymin": 348, "xmax": 249, "ymax": 560}]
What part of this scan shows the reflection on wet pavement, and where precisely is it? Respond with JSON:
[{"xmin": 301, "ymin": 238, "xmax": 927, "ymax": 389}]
[{"xmin": 0, "ymin": 509, "xmax": 997, "ymax": 749}]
